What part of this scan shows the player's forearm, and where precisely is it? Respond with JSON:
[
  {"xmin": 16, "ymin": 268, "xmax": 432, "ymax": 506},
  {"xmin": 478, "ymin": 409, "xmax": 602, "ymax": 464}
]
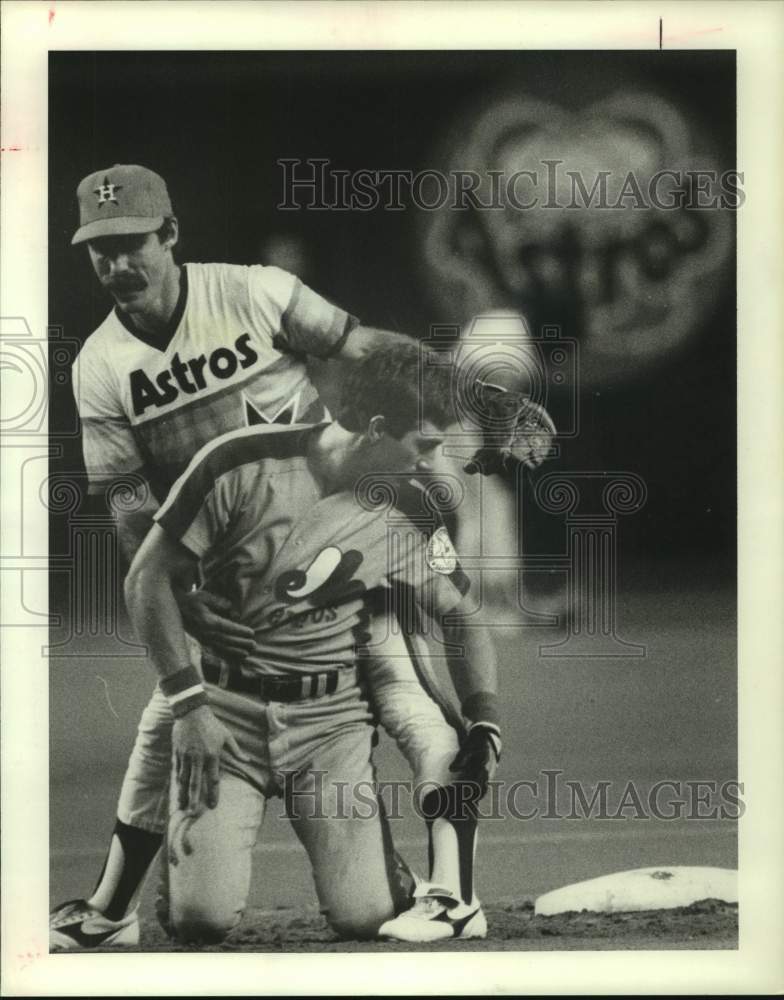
[
  {"xmin": 308, "ymin": 326, "xmax": 418, "ymax": 416},
  {"xmin": 124, "ymin": 525, "xmax": 209, "ymax": 717},
  {"xmin": 443, "ymin": 620, "xmax": 500, "ymax": 727},
  {"xmin": 117, "ymin": 498, "xmax": 199, "ymax": 601},
  {"xmin": 124, "ymin": 562, "xmax": 193, "ymax": 682},
  {"xmin": 340, "ymin": 325, "xmax": 417, "ymax": 360}
]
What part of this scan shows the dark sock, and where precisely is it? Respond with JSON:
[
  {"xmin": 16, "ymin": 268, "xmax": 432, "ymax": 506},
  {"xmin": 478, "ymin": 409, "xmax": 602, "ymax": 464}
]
[
  {"xmin": 423, "ymin": 783, "xmax": 480, "ymax": 904},
  {"xmin": 93, "ymin": 819, "xmax": 163, "ymax": 921}
]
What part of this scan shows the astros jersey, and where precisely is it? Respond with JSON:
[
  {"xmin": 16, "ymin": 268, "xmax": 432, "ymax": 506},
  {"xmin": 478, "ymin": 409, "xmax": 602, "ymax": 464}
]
[
  {"xmin": 154, "ymin": 425, "xmax": 469, "ymax": 675},
  {"xmin": 72, "ymin": 263, "xmax": 356, "ymax": 501}
]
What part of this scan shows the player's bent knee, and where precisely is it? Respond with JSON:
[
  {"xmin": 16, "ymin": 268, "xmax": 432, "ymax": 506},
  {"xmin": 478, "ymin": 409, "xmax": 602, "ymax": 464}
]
[
  {"xmin": 327, "ymin": 899, "xmax": 396, "ymax": 940},
  {"xmin": 169, "ymin": 901, "xmax": 240, "ymax": 944},
  {"xmin": 328, "ymin": 913, "xmax": 384, "ymax": 941}
]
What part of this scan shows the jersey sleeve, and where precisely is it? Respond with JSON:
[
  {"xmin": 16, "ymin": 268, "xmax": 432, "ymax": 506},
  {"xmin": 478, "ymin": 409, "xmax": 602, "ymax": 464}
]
[
  {"xmin": 72, "ymin": 344, "xmax": 148, "ymax": 494},
  {"xmin": 247, "ymin": 265, "xmax": 359, "ymax": 359},
  {"xmin": 388, "ymin": 477, "xmax": 470, "ymax": 618},
  {"xmin": 385, "ymin": 517, "xmax": 470, "ymax": 618},
  {"xmin": 153, "ymin": 443, "xmax": 237, "ymax": 558}
]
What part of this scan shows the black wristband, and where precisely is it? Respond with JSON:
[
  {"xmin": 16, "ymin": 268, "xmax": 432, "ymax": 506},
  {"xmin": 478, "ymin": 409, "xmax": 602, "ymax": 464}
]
[
  {"xmin": 170, "ymin": 690, "xmax": 209, "ymax": 719},
  {"xmin": 159, "ymin": 664, "xmax": 201, "ymax": 698}
]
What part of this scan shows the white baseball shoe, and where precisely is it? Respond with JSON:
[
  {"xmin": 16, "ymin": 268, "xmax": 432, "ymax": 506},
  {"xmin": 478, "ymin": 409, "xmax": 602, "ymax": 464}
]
[
  {"xmin": 49, "ymin": 899, "xmax": 139, "ymax": 950},
  {"xmin": 378, "ymin": 884, "xmax": 487, "ymax": 943}
]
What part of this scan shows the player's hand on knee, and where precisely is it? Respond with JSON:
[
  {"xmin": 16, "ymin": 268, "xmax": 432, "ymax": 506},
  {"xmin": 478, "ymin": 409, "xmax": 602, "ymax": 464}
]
[
  {"xmin": 449, "ymin": 722, "xmax": 502, "ymax": 797},
  {"xmin": 173, "ymin": 706, "xmax": 247, "ymax": 815},
  {"xmin": 176, "ymin": 590, "xmax": 256, "ymax": 660}
]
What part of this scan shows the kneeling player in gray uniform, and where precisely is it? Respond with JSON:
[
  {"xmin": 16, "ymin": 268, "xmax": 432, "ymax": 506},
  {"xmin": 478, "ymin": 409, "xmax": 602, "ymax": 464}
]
[
  {"xmin": 50, "ymin": 165, "xmax": 509, "ymax": 949},
  {"xmin": 124, "ymin": 344, "xmax": 501, "ymax": 942}
]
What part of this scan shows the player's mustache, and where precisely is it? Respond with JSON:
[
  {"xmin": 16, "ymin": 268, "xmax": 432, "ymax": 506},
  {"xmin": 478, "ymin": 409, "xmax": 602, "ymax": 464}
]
[{"xmin": 105, "ymin": 276, "xmax": 147, "ymax": 293}]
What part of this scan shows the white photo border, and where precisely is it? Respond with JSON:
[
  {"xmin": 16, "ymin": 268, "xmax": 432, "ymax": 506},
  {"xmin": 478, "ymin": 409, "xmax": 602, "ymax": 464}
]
[{"xmin": 1, "ymin": 1, "xmax": 782, "ymax": 994}]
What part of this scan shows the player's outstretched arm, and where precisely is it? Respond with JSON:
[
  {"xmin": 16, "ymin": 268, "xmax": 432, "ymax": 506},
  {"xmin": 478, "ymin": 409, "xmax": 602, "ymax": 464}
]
[
  {"xmin": 442, "ymin": 610, "xmax": 502, "ymax": 795},
  {"xmin": 124, "ymin": 525, "xmax": 245, "ymax": 815},
  {"xmin": 124, "ymin": 524, "xmax": 198, "ymax": 677},
  {"xmin": 336, "ymin": 325, "xmax": 417, "ymax": 361},
  {"xmin": 442, "ymin": 617, "xmax": 498, "ymax": 710},
  {"xmin": 306, "ymin": 325, "xmax": 418, "ymax": 415}
]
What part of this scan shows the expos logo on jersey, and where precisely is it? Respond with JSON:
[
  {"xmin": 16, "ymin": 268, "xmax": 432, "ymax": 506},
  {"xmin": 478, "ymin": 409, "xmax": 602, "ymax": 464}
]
[
  {"xmin": 267, "ymin": 547, "xmax": 367, "ymax": 631},
  {"xmin": 275, "ymin": 547, "xmax": 366, "ymax": 605}
]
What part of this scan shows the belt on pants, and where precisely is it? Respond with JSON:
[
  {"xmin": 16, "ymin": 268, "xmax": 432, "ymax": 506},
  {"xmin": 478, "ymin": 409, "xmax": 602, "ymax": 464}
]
[{"xmin": 201, "ymin": 659, "xmax": 348, "ymax": 703}]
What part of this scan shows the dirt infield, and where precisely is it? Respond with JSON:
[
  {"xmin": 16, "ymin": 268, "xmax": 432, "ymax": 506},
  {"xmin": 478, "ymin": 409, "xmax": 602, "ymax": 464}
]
[{"xmin": 111, "ymin": 899, "xmax": 737, "ymax": 952}]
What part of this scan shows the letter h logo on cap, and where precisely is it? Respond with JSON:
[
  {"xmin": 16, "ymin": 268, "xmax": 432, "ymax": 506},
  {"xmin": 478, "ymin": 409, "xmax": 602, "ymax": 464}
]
[
  {"xmin": 72, "ymin": 164, "xmax": 173, "ymax": 245},
  {"xmin": 94, "ymin": 177, "xmax": 123, "ymax": 206}
]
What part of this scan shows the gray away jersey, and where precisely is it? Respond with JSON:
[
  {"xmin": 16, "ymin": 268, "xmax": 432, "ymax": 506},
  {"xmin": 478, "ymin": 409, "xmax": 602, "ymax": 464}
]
[{"xmin": 155, "ymin": 425, "xmax": 469, "ymax": 675}]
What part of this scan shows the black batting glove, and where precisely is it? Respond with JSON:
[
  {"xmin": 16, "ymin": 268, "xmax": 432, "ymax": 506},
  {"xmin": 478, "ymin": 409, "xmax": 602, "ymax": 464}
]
[{"xmin": 449, "ymin": 722, "xmax": 502, "ymax": 798}]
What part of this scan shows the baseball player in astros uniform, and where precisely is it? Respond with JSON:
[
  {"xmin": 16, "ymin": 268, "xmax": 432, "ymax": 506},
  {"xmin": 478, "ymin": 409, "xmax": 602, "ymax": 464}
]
[
  {"xmin": 124, "ymin": 346, "xmax": 499, "ymax": 942},
  {"xmin": 51, "ymin": 165, "xmax": 531, "ymax": 947}
]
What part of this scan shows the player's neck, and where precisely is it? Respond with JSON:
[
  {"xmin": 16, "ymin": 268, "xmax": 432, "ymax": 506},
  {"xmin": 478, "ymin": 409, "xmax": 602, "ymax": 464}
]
[
  {"xmin": 123, "ymin": 263, "xmax": 182, "ymax": 337},
  {"xmin": 306, "ymin": 422, "xmax": 357, "ymax": 495}
]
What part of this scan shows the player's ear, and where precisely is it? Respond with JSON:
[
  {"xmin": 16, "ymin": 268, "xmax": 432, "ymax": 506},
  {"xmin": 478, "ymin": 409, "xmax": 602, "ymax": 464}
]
[
  {"xmin": 367, "ymin": 414, "xmax": 386, "ymax": 443},
  {"xmin": 162, "ymin": 216, "xmax": 179, "ymax": 252}
]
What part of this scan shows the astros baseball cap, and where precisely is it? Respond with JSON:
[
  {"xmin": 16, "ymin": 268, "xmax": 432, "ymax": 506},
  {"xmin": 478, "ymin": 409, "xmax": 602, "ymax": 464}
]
[{"xmin": 71, "ymin": 164, "xmax": 173, "ymax": 245}]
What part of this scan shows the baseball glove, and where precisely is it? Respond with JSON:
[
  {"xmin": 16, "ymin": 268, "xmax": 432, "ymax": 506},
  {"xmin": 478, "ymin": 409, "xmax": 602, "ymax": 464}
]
[{"xmin": 464, "ymin": 380, "xmax": 556, "ymax": 476}]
